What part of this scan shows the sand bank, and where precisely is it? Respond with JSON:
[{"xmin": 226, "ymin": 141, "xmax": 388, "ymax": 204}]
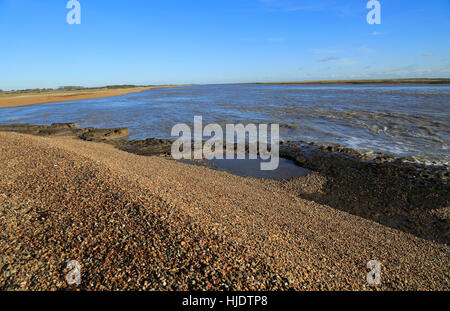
[{"xmin": 0, "ymin": 86, "xmax": 178, "ymax": 108}]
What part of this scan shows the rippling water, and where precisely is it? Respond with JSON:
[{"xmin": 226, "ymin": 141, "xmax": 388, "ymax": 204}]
[{"xmin": 1, "ymin": 84, "xmax": 449, "ymax": 165}]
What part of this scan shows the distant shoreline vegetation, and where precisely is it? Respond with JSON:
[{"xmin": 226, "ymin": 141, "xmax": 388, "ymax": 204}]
[{"xmin": 254, "ymin": 78, "xmax": 450, "ymax": 85}]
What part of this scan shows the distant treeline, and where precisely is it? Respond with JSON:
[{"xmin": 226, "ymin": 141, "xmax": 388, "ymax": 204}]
[
  {"xmin": 0, "ymin": 88, "xmax": 56, "ymax": 94},
  {"xmin": 104, "ymin": 85, "xmax": 143, "ymax": 89},
  {"xmin": 59, "ymin": 85, "xmax": 144, "ymax": 90},
  {"xmin": 58, "ymin": 86, "xmax": 85, "ymax": 90}
]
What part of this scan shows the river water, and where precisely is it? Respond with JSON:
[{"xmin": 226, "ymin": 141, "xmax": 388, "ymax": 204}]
[{"xmin": 1, "ymin": 84, "xmax": 449, "ymax": 165}]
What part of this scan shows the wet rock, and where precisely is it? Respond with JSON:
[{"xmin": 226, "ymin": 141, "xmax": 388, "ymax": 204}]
[
  {"xmin": 0, "ymin": 123, "xmax": 80, "ymax": 136},
  {"xmin": 50, "ymin": 123, "xmax": 79, "ymax": 129},
  {"xmin": 280, "ymin": 140, "xmax": 450, "ymax": 245},
  {"xmin": 80, "ymin": 128, "xmax": 129, "ymax": 141}
]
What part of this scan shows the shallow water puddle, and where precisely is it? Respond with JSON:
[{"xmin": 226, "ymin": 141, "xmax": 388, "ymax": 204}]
[{"xmin": 210, "ymin": 157, "xmax": 311, "ymax": 180}]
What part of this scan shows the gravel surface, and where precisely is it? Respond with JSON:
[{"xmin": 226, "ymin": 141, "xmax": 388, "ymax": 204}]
[{"xmin": 0, "ymin": 132, "xmax": 448, "ymax": 291}]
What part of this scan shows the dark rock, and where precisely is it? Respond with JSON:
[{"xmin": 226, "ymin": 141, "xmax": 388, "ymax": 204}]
[
  {"xmin": 50, "ymin": 123, "xmax": 79, "ymax": 129},
  {"xmin": 80, "ymin": 128, "xmax": 129, "ymax": 141}
]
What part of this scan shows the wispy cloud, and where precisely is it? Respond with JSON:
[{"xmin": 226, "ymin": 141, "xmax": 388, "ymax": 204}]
[
  {"xmin": 311, "ymin": 48, "xmax": 344, "ymax": 55},
  {"xmin": 259, "ymin": 0, "xmax": 326, "ymax": 12},
  {"xmin": 317, "ymin": 57, "xmax": 340, "ymax": 63},
  {"xmin": 372, "ymin": 31, "xmax": 382, "ymax": 36},
  {"xmin": 357, "ymin": 45, "xmax": 376, "ymax": 55},
  {"xmin": 339, "ymin": 58, "xmax": 359, "ymax": 66},
  {"xmin": 422, "ymin": 52, "xmax": 433, "ymax": 57},
  {"xmin": 301, "ymin": 64, "xmax": 448, "ymax": 81},
  {"xmin": 239, "ymin": 37, "xmax": 287, "ymax": 43},
  {"xmin": 259, "ymin": 0, "xmax": 358, "ymax": 17},
  {"xmin": 383, "ymin": 64, "xmax": 435, "ymax": 76},
  {"xmin": 267, "ymin": 37, "xmax": 286, "ymax": 42}
]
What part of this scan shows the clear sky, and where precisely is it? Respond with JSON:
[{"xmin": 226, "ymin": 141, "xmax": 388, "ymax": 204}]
[{"xmin": 0, "ymin": 0, "xmax": 449, "ymax": 90}]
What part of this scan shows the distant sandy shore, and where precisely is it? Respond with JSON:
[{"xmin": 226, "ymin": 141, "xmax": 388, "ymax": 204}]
[{"xmin": 0, "ymin": 86, "xmax": 178, "ymax": 108}]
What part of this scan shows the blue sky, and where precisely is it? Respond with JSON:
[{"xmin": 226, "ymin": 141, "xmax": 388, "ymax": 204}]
[{"xmin": 0, "ymin": 0, "xmax": 449, "ymax": 90}]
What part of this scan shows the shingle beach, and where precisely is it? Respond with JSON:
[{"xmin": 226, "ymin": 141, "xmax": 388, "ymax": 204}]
[{"xmin": 0, "ymin": 132, "xmax": 448, "ymax": 290}]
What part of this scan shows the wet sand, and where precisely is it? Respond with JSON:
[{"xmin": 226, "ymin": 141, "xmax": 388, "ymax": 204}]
[
  {"xmin": 0, "ymin": 86, "xmax": 178, "ymax": 108},
  {"xmin": 0, "ymin": 131, "xmax": 448, "ymax": 290}
]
